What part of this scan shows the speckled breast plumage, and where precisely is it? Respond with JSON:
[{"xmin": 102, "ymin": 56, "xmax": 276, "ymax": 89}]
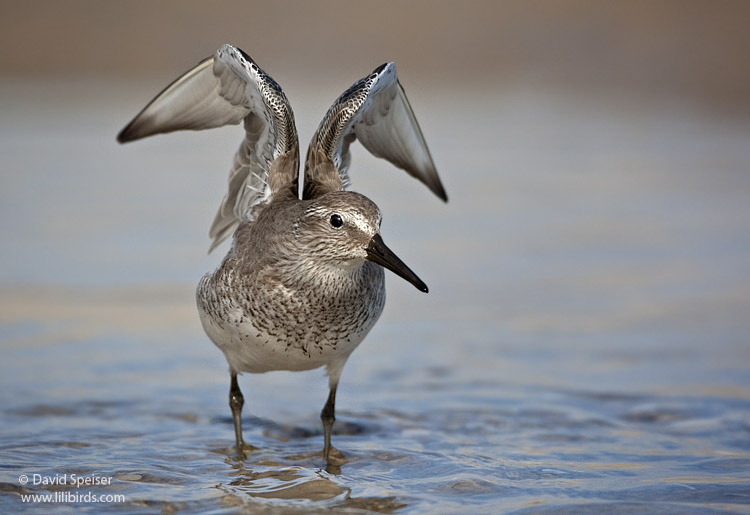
[{"xmin": 196, "ymin": 254, "xmax": 386, "ymax": 374}]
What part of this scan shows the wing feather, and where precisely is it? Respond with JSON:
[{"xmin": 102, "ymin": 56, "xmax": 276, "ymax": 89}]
[
  {"xmin": 304, "ymin": 63, "xmax": 446, "ymax": 201},
  {"xmin": 117, "ymin": 44, "xmax": 299, "ymax": 252}
]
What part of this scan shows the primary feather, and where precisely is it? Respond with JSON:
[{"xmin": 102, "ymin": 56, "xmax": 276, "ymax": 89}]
[
  {"xmin": 118, "ymin": 44, "xmax": 299, "ymax": 251},
  {"xmin": 305, "ymin": 62, "xmax": 447, "ymax": 201}
]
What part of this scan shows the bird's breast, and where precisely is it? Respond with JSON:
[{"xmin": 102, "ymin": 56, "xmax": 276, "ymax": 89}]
[{"xmin": 196, "ymin": 261, "xmax": 386, "ymax": 373}]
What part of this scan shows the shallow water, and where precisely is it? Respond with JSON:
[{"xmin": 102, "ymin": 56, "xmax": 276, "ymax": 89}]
[{"xmin": 1, "ymin": 79, "xmax": 749, "ymax": 513}]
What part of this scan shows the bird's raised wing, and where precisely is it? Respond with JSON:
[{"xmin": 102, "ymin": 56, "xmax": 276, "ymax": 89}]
[
  {"xmin": 304, "ymin": 62, "xmax": 446, "ymax": 201},
  {"xmin": 117, "ymin": 44, "xmax": 299, "ymax": 252}
]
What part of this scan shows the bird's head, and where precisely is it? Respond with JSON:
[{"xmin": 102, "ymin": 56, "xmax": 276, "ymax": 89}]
[{"xmin": 298, "ymin": 191, "xmax": 428, "ymax": 292}]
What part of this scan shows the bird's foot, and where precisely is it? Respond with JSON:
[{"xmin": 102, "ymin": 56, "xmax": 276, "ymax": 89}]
[
  {"xmin": 230, "ymin": 440, "xmax": 258, "ymax": 460},
  {"xmin": 322, "ymin": 445, "xmax": 347, "ymax": 473}
]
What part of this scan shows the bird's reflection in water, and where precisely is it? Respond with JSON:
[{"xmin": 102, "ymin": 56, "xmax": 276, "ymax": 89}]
[{"xmin": 214, "ymin": 447, "xmax": 404, "ymax": 513}]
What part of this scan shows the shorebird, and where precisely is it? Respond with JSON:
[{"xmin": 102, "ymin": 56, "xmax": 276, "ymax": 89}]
[{"xmin": 117, "ymin": 44, "xmax": 446, "ymax": 463}]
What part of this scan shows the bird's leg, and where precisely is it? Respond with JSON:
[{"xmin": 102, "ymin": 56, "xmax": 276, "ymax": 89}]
[
  {"xmin": 320, "ymin": 382, "xmax": 338, "ymax": 463},
  {"xmin": 229, "ymin": 373, "xmax": 246, "ymax": 455}
]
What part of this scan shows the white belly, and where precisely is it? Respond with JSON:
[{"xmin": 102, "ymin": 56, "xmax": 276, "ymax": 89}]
[{"xmin": 197, "ymin": 288, "xmax": 383, "ymax": 374}]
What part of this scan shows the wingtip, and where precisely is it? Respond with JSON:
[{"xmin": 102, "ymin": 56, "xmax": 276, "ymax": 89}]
[
  {"xmin": 117, "ymin": 117, "xmax": 146, "ymax": 144},
  {"xmin": 435, "ymin": 183, "xmax": 449, "ymax": 203},
  {"xmin": 116, "ymin": 126, "xmax": 134, "ymax": 144},
  {"xmin": 425, "ymin": 173, "xmax": 448, "ymax": 202}
]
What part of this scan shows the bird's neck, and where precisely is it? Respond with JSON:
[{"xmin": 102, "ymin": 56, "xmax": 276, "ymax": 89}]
[{"xmin": 284, "ymin": 257, "xmax": 368, "ymax": 292}]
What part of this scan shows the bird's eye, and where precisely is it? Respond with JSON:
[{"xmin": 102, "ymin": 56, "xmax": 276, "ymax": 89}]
[{"xmin": 329, "ymin": 214, "xmax": 343, "ymax": 228}]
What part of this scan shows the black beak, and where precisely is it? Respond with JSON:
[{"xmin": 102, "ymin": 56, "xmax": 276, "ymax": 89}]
[{"xmin": 365, "ymin": 234, "xmax": 428, "ymax": 293}]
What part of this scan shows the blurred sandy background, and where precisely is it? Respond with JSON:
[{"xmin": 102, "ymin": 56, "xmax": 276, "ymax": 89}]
[
  {"xmin": 1, "ymin": 0, "xmax": 749, "ymax": 353},
  {"xmin": 1, "ymin": 0, "xmax": 749, "ymax": 111},
  {"xmin": 0, "ymin": 0, "xmax": 748, "ymax": 345}
]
